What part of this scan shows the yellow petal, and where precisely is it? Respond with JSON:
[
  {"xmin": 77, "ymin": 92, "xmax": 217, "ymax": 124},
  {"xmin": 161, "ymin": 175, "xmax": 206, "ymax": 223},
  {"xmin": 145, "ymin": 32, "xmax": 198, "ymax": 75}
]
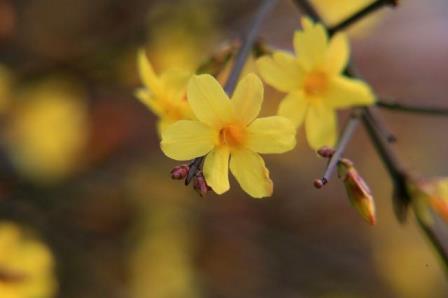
[
  {"xmin": 161, "ymin": 120, "xmax": 216, "ymax": 160},
  {"xmin": 230, "ymin": 149, "xmax": 273, "ymax": 198},
  {"xmin": 272, "ymin": 51, "xmax": 304, "ymax": 83},
  {"xmin": 231, "ymin": 73, "xmax": 263, "ymax": 125},
  {"xmin": 326, "ymin": 76, "xmax": 375, "ymax": 109},
  {"xmin": 305, "ymin": 104, "xmax": 337, "ymax": 149},
  {"xmin": 160, "ymin": 68, "xmax": 191, "ymax": 97},
  {"xmin": 134, "ymin": 88, "xmax": 163, "ymax": 116},
  {"xmin": 256, "ymin": 55, "xmax": 301, "ymax": 93},
  {"xmin": 246, "ymin": 116, "xmax": 296, "ymax": 154},
  {"xmin": 203, "ymin": 147, "xmax": 230, "ymax": 194},
  {"xmin": 325, "ymin": 33, "xmax": 349, "ymax": 75},
  {"xmin": 277, "ymin": 91, "xmax": 309, "ymax": 128},
  {"xmin": 187, "ymin": 74, "xmax": 234, "ymax": 127},
  {"xmin": 437, "ymin": 178, "xmax": 448, "ymax": 198},
  {"xmin": 294, "ymin": 19, "xmax": 328, "ymax": 70},
  {"xmin": 137, "ymin": 49, "xmax": 161, "ymax": 95}
]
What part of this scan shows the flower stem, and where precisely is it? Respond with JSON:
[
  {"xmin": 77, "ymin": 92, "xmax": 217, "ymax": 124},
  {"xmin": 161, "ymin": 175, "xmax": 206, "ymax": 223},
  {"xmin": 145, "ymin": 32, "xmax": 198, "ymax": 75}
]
[
  {"xmin": 185, "ymin": 0, "xmax": 279, "ymax": 185},
  {"xmin": 318, "ymin": 111, "xmax": 361, "ymax": 186},
  {"xmin": 377, "ymin": 99, "xmax": 448, "ymax": 116},
  {"xmin": 224, "ymin": 0, "xmax": 278, "ymax": 95},
  {"xmin": 328, "ymin": 0, "xmax": 399, "ymax": 36}
]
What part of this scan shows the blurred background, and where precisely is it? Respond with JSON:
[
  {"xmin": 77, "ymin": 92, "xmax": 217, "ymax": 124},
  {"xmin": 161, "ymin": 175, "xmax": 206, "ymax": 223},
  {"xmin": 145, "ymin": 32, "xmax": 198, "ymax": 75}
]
[{"xmin": 0, "ymin": 0, "xmax": 448, "ymax": 297}]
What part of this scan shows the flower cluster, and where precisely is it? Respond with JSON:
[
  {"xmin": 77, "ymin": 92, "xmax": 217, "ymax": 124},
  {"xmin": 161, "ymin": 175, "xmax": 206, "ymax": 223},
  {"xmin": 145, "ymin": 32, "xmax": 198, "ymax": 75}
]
[{"xmin": 136, "ymin": 18, "xmax": 376, "ymax": 198}]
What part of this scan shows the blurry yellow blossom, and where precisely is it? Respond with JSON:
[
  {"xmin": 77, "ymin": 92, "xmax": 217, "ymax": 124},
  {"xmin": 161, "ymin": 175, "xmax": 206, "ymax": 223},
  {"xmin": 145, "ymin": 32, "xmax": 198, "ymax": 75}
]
[
  {"xmin": 311, "ymin": 0, "xmax": 382, "ymax": 35},
  {"xmin": 257, "ymin": 18, "xmax": 375, "ymax": 149},
  {"xmin": 135, "ymin": 50, "xmax": 193, "ymax": 134},
  {"xmin": 0, "ymin": 222, "xmax": 57, "ymax": 298},
  {"xmin": 0, "ymin": 64, "xmax": 12, "ymax": 113},
  {"xmin": 5, "ymin": 78, "xmax": 88, "ymax": 184},
  {"xmin": 145, "ymin": 0, "xmax": 217, "ymax": 71},
  {"xmin": 161, "ymin": 73, "xmax": 296, "ymax": 198},
  {"xmin": 408, "ymin": 177, "xmax": 448, "ymax": 225}
]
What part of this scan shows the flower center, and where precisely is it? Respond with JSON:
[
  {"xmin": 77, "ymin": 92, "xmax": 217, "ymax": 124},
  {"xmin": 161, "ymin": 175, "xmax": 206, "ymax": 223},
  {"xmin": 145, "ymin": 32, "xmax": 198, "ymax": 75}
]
[
  {"xmin": 304, "ymin": 71, "xmax": 328, "ymax": 97},
  {"xmin": 219, "ymin": 124, "xmax": 246, "ymax": 148}
]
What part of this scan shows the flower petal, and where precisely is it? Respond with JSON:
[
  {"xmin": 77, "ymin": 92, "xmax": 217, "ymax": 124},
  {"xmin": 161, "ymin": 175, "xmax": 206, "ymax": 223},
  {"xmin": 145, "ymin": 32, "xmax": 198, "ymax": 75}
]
[
  {"xmin": 134, "ymin": 88, "xmax": 162, "ymax": 116},
  {"xmin": 277, "ymin": 92, "xmax": 309, "ymax": 128},
  {"xmin": 203, "ymin": 147, "xmax": 230, "ymax": 194},
  {"xmin": 161, "ymin": 120, "xmax": 216, "ymax": 160},
  {"xmin": 137, "ymin": 49, "xmax": 161, "ymax": 95},
  {"xmin": 256, "ymin": 54, "xmax": 301, "ymax": 93},
  {"xmin": 230, "ymin": 149, "xmax": 273, "ymax": 198},
  {"xmin": 305, "ymin": 104, "xmax": 337, "ymax": 149},
  {"xmin": 325, "ymin": 33, "xmax": 349, "ymax": 75},
  {"xmin": 325, "ymin": 76, "xmax": 375, "ymax": 109},
  {"xmin": 160, "ymin": 69, "xmax": 191, "ymax": 97},
  {"xmin": 187, "ymin": 74, "xmax": 233, "ymax": 127},
  {"xmin": 294, "ymin": 18, "xmax": 328, "ymax": 70},
  {"xmin": 246, "ymin": 116, "xmax": 296, "ymax": 154},
  {"xmin": 231, "ymin": 73, "xmax": 263, "ymax": 125}
]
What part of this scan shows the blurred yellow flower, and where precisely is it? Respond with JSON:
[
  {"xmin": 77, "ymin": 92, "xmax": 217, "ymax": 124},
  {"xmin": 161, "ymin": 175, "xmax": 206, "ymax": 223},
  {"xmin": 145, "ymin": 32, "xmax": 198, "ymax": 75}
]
[
  {"xmin": 145, "ymin": 0, "xmax": 217, "ymax": 71},
  {"xmin": 408, "ymin": 177, "xmax": 448, "ymax": 225},
  {"xmin": 6, "ymin": 78, "xmax": 88, "ymax": 184},
  {"xmin": 0, "ymin": 222, "xmax": 56, "ymax": 298},
  {"xmin": 161, "ymin": 73, "xmax": 296, "ymax": 198},
  {"xmin": 257, "ymin": 17, "xmax": 375, "ymax": 149},
  {"xmin": 135, "ymin": 50, "xmax": 193, "ymax": 134},
  {"xmin": 311, "ymin": 0, "xmax": 382, "ymax": 35},
  {"xmin": 0, "ymin": 64, "xmax": 12, "ymax": 113}
]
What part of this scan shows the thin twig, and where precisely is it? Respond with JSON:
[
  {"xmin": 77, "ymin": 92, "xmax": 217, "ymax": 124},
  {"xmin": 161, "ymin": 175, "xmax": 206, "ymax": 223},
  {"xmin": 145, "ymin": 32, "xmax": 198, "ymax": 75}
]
[
  {"xmin": 185, "ymin": 0, "xmax": 279, "ymax": 185},
  {"xmin": 364, "ymin": 107, "xmax": 397, "ymax": 142},
  {"xmin": 318, "ymin": 111, "xmax": 361, "ymax": 186},
  {"xmin": 377, "ymin": 99, "xmax": 448, "ymax": 116},
  {"xmin": 328, "ymin": 0, "xmax": 399, "ymax": 36}
]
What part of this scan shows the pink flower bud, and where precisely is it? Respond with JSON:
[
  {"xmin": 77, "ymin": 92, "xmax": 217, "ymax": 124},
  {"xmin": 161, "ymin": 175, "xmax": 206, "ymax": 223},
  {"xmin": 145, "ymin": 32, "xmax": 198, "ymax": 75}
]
[
  {"xmin": 317, "ymin": 146, "xmax": 335, "ymax": 158},
  {"xmin": 193, "ymin": 171, "xmax": 211, "ymax": 197},
  {"xmin": 338, "ymin": 159, "xmax": 376, "ymax": 225},
  {"xmin": 170, "ymin": 165, "xmax": 189, "ymax": 180}
]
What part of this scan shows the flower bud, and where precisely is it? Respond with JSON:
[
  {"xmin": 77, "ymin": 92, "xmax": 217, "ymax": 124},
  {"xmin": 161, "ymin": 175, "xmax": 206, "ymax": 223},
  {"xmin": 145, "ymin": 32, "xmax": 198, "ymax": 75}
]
[
  {"xmin": 170, "ymin": 164, "xmax": 189, "ymax": 180},
  {"xmin": 193, "ymin": 171, "xmax": 211, "ymax": 197},
  {"xmin": 317, "ymin": 146, "xmax": 335, "ymax": 159},
  {"xmin": 407, "ymin": 177, "xmax": 448, "ymax": 225},
  {"xmin": 338, "ymin": 159, "xmax": 376, "ymax": 225}
]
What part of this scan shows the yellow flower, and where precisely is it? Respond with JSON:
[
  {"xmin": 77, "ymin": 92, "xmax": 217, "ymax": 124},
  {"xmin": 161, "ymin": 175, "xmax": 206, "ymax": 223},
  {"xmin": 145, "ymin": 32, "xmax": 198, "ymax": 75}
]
[
  {"xmin": 135, "ymin": 50, "xmax": 193, "ymax": 134},
  {"xmin": 257, "ymin": 17, "xmax": 375, "ymax": 149},
  {"xmin": 161, "ymin": 73, "xmax": 296, "ymax": 198},
  {"xmin": 0, "ymin": 222, "xmax": 57, "ymax": 298},
  {"xmin": 311, "ymin": 0, "xmax": 382, "ymax": 36},
  {"xmin": 5, "ymin": 78, "xmax": 87, "ymax": 184}
]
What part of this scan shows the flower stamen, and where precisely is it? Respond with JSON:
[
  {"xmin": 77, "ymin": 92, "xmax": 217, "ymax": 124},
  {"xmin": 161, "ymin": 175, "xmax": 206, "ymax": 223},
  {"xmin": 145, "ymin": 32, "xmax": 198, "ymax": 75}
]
[
  {"xmin": 304, "ymin": 71, "xmax": 328, "ymax": 97},
  {"xmin": 219, "ymin": 124, "xmax": 246, "ymax": 148}
]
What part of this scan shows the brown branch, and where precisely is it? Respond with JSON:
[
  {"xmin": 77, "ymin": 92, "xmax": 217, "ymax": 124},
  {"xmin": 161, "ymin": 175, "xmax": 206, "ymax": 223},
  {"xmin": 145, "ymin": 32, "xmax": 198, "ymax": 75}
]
[
  {"xmin": 328, "ymin": 0, "xmax": 399, "ymax": 36},
  {"xmin": 377, "ymin": 99, "xmax": 448, "ymax": 116}
]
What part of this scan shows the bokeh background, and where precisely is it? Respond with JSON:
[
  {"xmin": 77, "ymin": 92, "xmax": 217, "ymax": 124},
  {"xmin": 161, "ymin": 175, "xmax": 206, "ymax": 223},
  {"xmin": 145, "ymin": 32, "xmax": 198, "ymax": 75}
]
[{"xmin": 0, "ymin": 0, "xmax": 448, "ymax": 297}]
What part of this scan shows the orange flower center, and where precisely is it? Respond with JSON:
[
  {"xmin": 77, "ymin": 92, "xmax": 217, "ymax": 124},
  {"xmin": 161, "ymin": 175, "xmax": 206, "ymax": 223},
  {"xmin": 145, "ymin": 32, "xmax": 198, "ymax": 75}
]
[
  {"xmin": 219, "ymin": 124, "xmax": 246, "ymax": 148},
  {"xmin": 304, "ymin": 71, "xmax": 328, "ymax": 97}
]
